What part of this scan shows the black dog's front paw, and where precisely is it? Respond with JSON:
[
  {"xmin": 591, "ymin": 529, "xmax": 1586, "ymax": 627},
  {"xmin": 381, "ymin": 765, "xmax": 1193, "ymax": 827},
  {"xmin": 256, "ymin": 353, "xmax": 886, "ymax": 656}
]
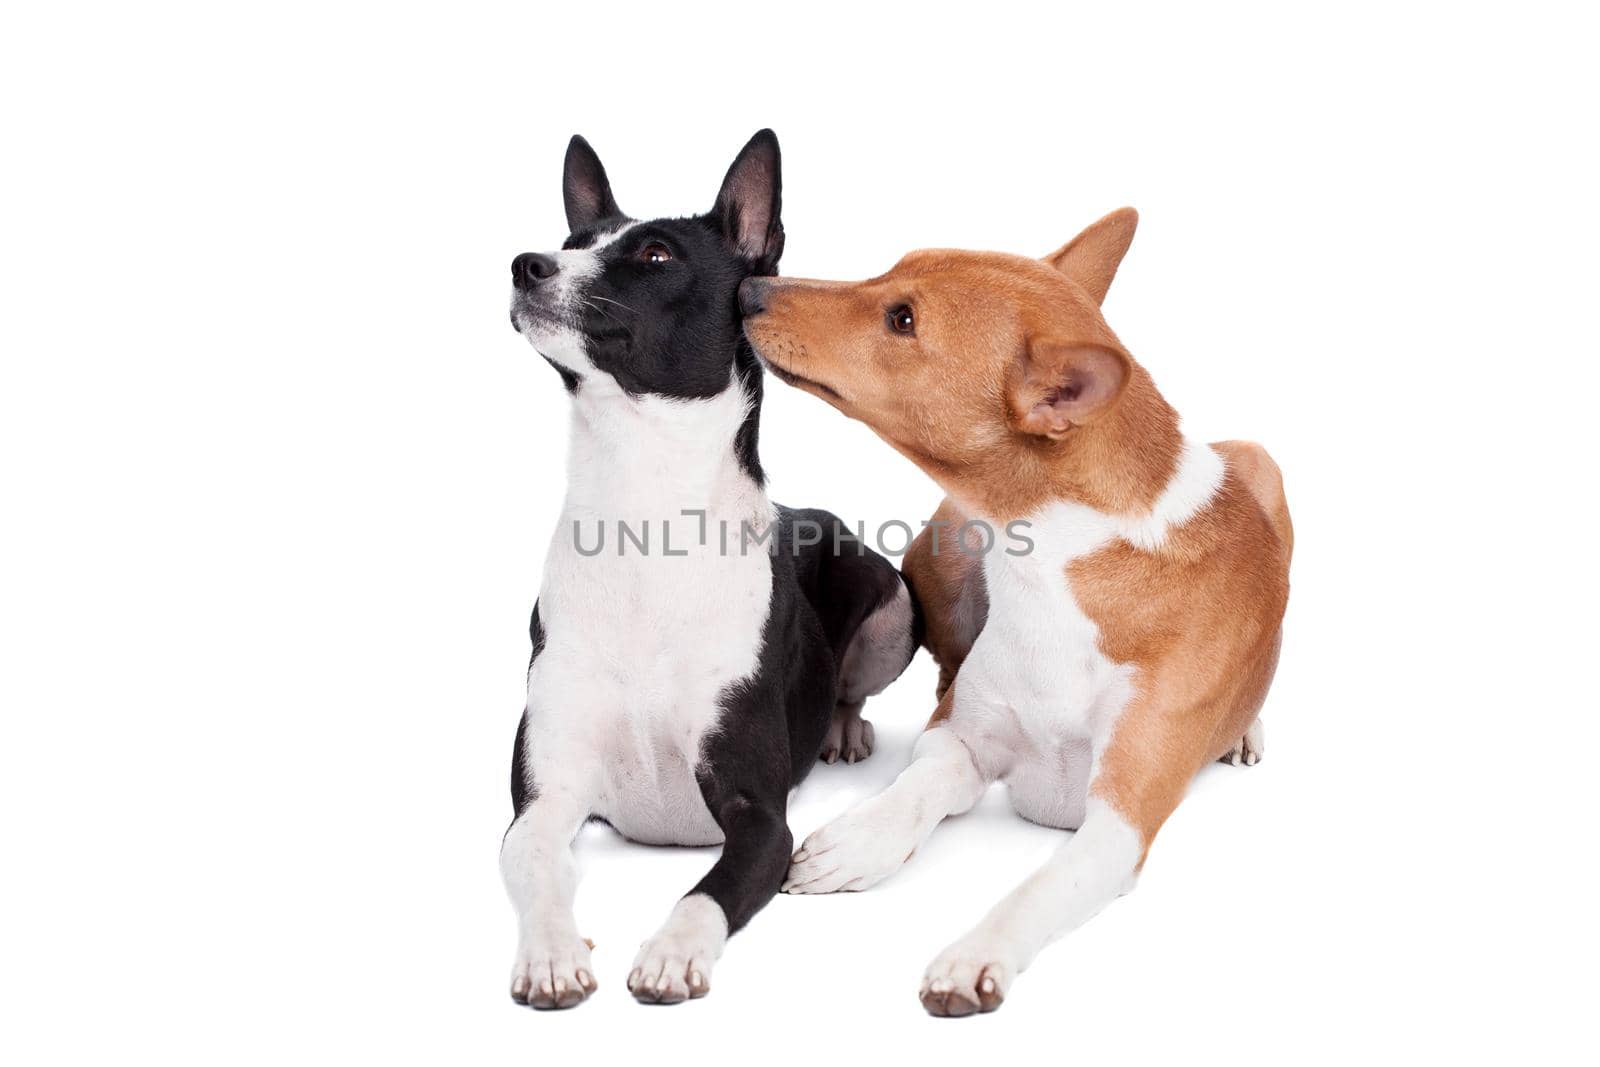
[
  {"xmin": 628, "ymin": 896, "xmax": 725, "ymax": 1004},
  {"xmin": 509, "ymin": 934, "xmax": 597, "ymax": 1010}
]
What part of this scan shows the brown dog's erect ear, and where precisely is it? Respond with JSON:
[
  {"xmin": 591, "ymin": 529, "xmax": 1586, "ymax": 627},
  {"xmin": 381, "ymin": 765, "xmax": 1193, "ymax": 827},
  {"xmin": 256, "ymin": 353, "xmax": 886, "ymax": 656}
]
[
  {"xmin": 563, "ymin": 135, "xmax": 625, "ymax": 233},
  {"xmin": 1044, "ymin": 208, "xmax": 1139, "ymax": 305},
  {"xmin": 1011, "ymin": 340, "xmax": 1131, "ymax": 438},
  {"xmin": 713, "ymin": 129, "xmax": 784, "ymax": 275}
]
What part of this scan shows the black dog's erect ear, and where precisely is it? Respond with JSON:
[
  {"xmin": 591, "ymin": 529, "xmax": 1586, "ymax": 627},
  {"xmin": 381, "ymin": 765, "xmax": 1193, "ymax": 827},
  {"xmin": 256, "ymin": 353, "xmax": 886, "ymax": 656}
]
[
  {"xmin": 713, "ymin": 129, "xmax": 784, "ymax": 274},
  {"xmin": 563, "ymin": 135, "xmax": 624, "ymax": 232}
]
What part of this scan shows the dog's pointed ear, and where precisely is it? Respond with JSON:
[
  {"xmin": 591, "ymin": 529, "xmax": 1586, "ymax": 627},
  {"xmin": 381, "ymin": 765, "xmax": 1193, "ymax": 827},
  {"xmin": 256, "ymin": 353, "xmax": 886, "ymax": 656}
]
[
  {"xmin": 1010, "ymin": 339, "xmax": 1130, "ymax": 438},
  {"xmin": 713, "ymin": 129, "xmax": 784, "ymax": 274},
  {"xmin": 1043, "ymin": 208, "xmax": 1139, "ymax": 305},
  {"xmin": 563, "ymin": 135, "xmax": 624, "ymax": 232}
]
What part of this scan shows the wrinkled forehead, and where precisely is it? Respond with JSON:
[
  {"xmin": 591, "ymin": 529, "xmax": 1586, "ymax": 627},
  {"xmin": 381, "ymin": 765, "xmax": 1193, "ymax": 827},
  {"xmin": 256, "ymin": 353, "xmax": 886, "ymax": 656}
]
[{"xmin": 885, "ymin": 248, "xmax": 1060, "ymax": 291}]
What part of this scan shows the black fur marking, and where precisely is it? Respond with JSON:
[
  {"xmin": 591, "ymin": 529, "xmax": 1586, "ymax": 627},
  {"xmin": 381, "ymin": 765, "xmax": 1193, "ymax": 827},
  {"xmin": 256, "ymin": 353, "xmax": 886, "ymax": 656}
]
[
  {"xmin": 541, "ymin": 355, "xmax": 581, "ymax": 394},
  {"xmin": 904, "ymin": 575, "xmax": 927, "ymax": 659},
  {"xmin": 510, "ymin": 602, "xmax": 546, "ymax": 816},
  {"xmin": 510, "ymin": 710, "xmax": 534, "ymax": 815},
  {"xmin": 527, "ymin": 599, "xmax": 546, "ymax": 658},
  {"xmin": 690, "ymin": 536, "xmax": 830, "ymax": 934}
]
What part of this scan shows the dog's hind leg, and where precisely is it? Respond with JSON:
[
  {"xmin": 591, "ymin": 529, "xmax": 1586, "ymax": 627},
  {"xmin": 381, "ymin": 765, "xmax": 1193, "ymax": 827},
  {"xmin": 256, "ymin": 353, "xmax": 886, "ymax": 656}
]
[
  {"xmin": 821, "ymin": 700, "xmax": 874, "ymax": 765},
  {"xmin": 824, "ymin": 577, "xmax": 915, "ymax": 763},
  {"xmin": 902, "ymin": 496, "xmax": 989, "ymax": 701},
  {"xmin": 786, "ymin": 507, "xmax": 919, "ymax": 764},
  {"xmin": 1219, "ymin": 717, "xmax": 1265, "ymax": 766}
]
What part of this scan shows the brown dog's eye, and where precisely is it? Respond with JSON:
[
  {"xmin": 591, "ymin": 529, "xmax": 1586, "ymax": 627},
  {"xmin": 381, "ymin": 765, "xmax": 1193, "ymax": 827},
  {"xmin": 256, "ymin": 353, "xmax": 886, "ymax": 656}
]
[
  {"xmin": 639, "ymin": 242, "xmax": 672, "ymax": 265},
  {"xmin": 886, "ymin": 304, "xmax": 915, "ymax": 335}
]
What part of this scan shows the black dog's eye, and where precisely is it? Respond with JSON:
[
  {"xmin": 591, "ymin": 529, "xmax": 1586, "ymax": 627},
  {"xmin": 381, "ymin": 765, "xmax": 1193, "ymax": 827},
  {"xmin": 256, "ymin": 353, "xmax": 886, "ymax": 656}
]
[
  {"xmin": 639, "ymin": 242, "xmax": 673, "ymax": 265},
  {"xmin": 886, "ymin": 304, "xmax": 915, "ymax": 335}
]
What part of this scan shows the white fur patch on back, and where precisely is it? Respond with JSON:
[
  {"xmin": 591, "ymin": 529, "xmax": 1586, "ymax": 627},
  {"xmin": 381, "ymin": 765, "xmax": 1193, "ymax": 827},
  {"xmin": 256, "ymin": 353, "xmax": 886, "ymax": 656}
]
[{"xmin": 1115, "ymin": 437, "xmax": 1225, "ymax": 551}]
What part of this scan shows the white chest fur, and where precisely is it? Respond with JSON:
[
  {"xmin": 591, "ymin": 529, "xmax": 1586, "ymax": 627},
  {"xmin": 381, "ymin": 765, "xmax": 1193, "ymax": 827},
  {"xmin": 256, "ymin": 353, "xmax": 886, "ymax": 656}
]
[
  {"xmin": 960, "ymin": 514, "xmax": 1135, "ymax": 757},
  {"xmin": 951, "ymin": 439, "xmax": 1224, "ymax": 827},
  {"xmin": 526, "ymin": 376, "xmax": 773, "ymax": 846}
]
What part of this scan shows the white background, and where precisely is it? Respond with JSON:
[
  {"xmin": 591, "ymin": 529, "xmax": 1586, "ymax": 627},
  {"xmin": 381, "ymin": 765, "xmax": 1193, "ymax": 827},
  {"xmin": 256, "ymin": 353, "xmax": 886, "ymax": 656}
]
[{"xmin": 4, "ymin": 2, "xmax": 1596, "ymax": 1063}]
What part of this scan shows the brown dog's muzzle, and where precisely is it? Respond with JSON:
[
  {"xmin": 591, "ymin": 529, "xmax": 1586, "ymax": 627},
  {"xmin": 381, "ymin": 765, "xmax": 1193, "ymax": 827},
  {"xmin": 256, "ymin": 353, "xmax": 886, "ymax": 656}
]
[
  {"xmin": 739, "ymin": 278, "xmax": 850, "ymax": 403},
  {"xmin": 737, "ymin": 277, "xmax": 771, "ymax": 317}
]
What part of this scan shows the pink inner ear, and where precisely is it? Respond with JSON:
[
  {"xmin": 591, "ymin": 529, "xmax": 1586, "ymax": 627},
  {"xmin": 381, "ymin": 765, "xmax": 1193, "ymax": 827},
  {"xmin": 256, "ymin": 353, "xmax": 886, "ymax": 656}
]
[
  {"xmin": 1018, "ymin": 341, "xmax": 1129, "ymax": 437},
  {"xmin": 1038, "ymin": 380, "xmax": 1086, "ymax": 410},
  {"xmin": 734, "ymin": 197, "xmax": 770, "ymax": 257},
  {"xmin": 1024, "ymin": 397, "xmax": 1072, "ymax": 437},
  {"xmin": 716, "ymin": 145, "xmax": 778, "ymax": 261}
]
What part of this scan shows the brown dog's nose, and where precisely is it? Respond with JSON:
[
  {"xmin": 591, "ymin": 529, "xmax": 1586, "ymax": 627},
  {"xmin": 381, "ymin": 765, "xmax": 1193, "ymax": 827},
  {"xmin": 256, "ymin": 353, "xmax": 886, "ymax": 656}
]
[
  {"xmin": 738, "ymin": 277, "xmax": 770, "ymax": 316},
  {"xmin": 512, "ymin": 252, "xmax": 559, "ymax": 289}
]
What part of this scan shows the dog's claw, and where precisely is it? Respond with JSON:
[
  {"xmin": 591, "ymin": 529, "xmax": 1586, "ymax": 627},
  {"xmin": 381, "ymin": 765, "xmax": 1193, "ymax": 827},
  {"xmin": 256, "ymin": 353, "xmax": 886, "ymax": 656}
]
[
  {"xmin": 509, "ymin": 934, "xmax": 595, "ymax": 1011},
  {"xmin": 920, "ymin": 944, "xmax": 1011, "ymax": 1018},
  {"xmin": 1220, "ymin": 718, "xmax": 1265, "ymax": 767},
  {"xmin": 629, "ymin": 896, "xmax": 724, "ymax": 1005},
  {"xmin": 820, "ymin": 708, "xmax": 874, "ymax": 764}
]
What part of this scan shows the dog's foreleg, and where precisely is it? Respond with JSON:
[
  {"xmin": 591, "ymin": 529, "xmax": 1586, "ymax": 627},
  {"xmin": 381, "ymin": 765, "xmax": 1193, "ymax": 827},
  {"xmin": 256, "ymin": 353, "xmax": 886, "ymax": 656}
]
[
  {"xmin": 918, "ymin": 799, "xmax": 1143, "ymax": 1015},
  {"xmin": 784, "ymin": 723, "xmax": 988, "ymax": 894},
  {"xmin": 918, "ymin": 681, "xmax": 1213, "ymax": 1016},
  {"xmin": 628, "ymin": 794, "xmax": 791, "ymax": 1003},
  {"xmin": 500, "ymin": 783, "xmax": 595, "ymax": 1009}
]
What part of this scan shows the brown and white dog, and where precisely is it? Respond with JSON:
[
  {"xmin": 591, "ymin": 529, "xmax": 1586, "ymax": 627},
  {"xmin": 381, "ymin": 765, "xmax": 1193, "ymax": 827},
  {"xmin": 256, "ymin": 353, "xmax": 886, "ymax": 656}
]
[{"xmin": 738, "ymin": 209, "xmax": 1292, "ymax": 1016}]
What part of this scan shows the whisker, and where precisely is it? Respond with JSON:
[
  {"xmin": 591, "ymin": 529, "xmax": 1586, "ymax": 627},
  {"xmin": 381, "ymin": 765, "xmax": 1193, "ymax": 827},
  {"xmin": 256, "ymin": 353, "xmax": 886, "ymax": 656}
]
[
  {"xmin": 576, "ymin": 297, "xmax": 627, "ymax": 326},
  {"xmin": 588, "ymin": 295, "xmax": 637, "ymax": 314}
]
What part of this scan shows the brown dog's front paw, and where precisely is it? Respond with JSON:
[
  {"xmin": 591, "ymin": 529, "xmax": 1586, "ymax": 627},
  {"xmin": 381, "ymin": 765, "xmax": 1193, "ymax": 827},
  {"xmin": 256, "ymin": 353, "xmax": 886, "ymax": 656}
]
[{"xmin": 919, "ymin": 940, "xmax": 1013, "ymax": 1017}]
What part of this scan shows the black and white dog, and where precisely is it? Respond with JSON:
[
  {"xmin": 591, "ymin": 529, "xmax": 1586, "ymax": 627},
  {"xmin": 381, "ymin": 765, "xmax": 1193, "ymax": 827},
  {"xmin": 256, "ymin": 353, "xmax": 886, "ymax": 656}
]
[{"xmin": 503, "ymin": 131, "xmax": 917, "ymax": 1008}]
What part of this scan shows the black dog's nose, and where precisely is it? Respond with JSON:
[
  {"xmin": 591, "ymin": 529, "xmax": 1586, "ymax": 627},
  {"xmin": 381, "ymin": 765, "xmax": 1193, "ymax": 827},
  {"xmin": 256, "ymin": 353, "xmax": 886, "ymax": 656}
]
[
  {"xmin": 512, "ymin": 252, "xmax": 559, "ymax": 289},
  {"xmin": 738, "ymin": 277, "xmax": 770, "ymax": 316}
]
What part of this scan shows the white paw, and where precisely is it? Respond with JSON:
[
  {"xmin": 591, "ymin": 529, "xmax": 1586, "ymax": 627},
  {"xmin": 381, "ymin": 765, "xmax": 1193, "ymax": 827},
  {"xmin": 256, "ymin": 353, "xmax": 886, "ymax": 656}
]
[
  {"xmin": 820, "ymin": 710, "xmax": 875, "ymax": 765},
  {"xmin": 919, "ymin": 935, "xmax": 1015, "ymax": 1017},
  {"xmin": 627, "ymin": 894, "xmax": 727, "ymax": 1005},
  {"xmin": 509, "ymin": 930, "xmax": 596, "ymax": 1010},
  {"xmin": 1221, "ymin": 718, "xmax": 1265, "ymax": 767},
  {"xmin": 782, "ymin": 798, "xmax": 915, "ymax": 894}
]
